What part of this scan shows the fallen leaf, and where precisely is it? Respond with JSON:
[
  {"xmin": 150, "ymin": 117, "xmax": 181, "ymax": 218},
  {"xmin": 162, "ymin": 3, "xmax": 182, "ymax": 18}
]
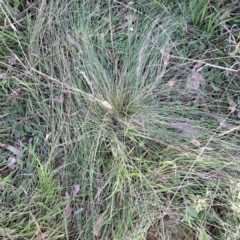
[
  {"xmin": 221, "ymin": 122, "xmax": 235, "ymax": 130},
  {"xmin": 8, "ymin": 54, "xmax": 17, "ymax": 65},
  {"xmin": 202, "ymin": 112, "xmax": 234, "ymax": 130},
  {"xmin": 31, "ymin": 52, "xmax": 42, "ymax": 59},
  {"xmin": 186, "ymin": 69, "xmax": 206, "ymax": 90},
  {"xmin": 196, "ymin": 73, "xmax": 206, "ymax": 86},
  {"xmin": 186, "ymin": 75, "xmax": 199, "ymax": 90},
  {"xmin": 124, "ymin": 13, "xmax": 137, "ymax": 22},
  {"xmin": 199, "ymin": 147, "xmax": 213, "ymax": 151},
  {"xmin": 160, "ymin": 78, "xmax": 178, "ymax": 92},
  {"xmin": 93, "ymin": 214, "xmax": 104, "ymax": 238},
  {"xmin": 102, "ymin": 101, "xmax": 112, "ymax": 110},
  {"xmin": 227, "ymin": 97, "xmax": 237, "ymax": 112},
  {"xmin": 9, "ymin": 22, "xmax": 17, "ymax": 32},
  {"xmin": 0, "ymin": 73, "xmax": 6, "ymax": 79},
  {"xmin": 194, "ymin": 97, "xmax": 210, "ymax": 112},
  {"xmin": 118, "ymin": 21, "xmax": 128, "ymax": 30},
  {"xmin": 166, "ymin": 80, "xmax": 176, "ymax": 87},
  {"xmin": 193, "ymin": 62, "xmax": 204, "ymax": 70},
  {"xmin": 160, "ymin": 49, "xmax": 170, "ymax": 66},
  {"xmin": 169, "ymin": 123, "xmax": 191, "ymax": 131},
  {"xmin": 26, "ymin": 1, "xmax": 38, "ymax": 9},
  {"xmin": 7, "ymin": 157, "xmax": 17, "ymax": 170},
  {"xmin": 66, "ymin": 32, "xmax": 80, "ymax": 49},
  {"xmin": 73, "ymin": 185, "xmax": 80, "ymax": 197},
  {"xmin": 34, "ymin": 231, "xmax": 49, "ymax": 240},
  {"xmin": 180, "ymin": 145, "xmax": 192, "ymax": 150},
  {"xmin": 191, "ymin": 139, "xmax": 201, "ymax": 147},
  {"xmin": 118, "ymin": 13, "xmax": 137, "ymax": 30},
  {"xmin": 0, "ymin": 227, "xmax": 16, "ymax": 234},
  {"xmin": 0, "ymin": 143, "xmax": 21, "ymax": 157},
  {"xmin": 64, "ymin": 192, "xmax": 72, "ymax": 223},
  {"xmin": 54, "ymin": 95, "xmax": 63, "ymax": 104},
  {"xmin": 204, "ymin": 105, "xmax": 210, "ymax": 113},
  {"xmin": 62, "ymin": 88, "xmax": 69, "ymax": 94},
  {"xmin": 94, "ymin": 187, "xmax": 102, "ymax": 202},
  {"xmin": 44, "ymin": 132, "xmax": 51, "ymax": 142}
]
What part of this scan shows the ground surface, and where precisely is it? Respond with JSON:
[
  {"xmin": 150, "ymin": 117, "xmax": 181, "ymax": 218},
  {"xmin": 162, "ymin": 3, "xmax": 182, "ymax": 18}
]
[{"xmin": 0, "ymin": 1, "xmax": 240, "ymax": 239}]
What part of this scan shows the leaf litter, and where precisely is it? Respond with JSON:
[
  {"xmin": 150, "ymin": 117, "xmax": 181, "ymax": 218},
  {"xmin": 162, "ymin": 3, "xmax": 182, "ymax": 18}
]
[
  {"xmin": 0, "ymin": 227, "xmax": 16, "ymax": 234},
  {"xmin": 34, "ymin": 231, "xmax": 49, "ymax": 240},
  {"xmin": 202, "ymin": 112, "xmax": 235, "ymax": 130},
  {"xmin": 227, "ymin": 96, "xmax": 237, "ymax": 112},
  {"xmin": 191, "ymin": 139, "xmax": 201, "ymax": 147},
  {"xmin": 93, "ymin": 213, "xmax": 105, "ymax": 238},
  {"xmin": 0, "ymin": 143, "xmax": 21, "ymax": 157},
  {"xmin": 7, "ymin": 157, "xmax": 17, "ymax": 170},
  {"xmin": 169, "ymin": 122, "xmax": 193, "ymax": 132},
  {"xmin": 73, "ymin": 185, "xmax": 80, "ymax": 197},
  {"xmin": 63, "ymin": 191, "xmax": 73, "ymax": 225},
  {"xmin": 0, "ymin": 227, "xmax": 22, "ymax": 238},
  {"xmin": 0, "ymin": 144, "xmax": 21, "ymax": 171},
  {"xmin": 101, "ymin": 100, "xmax": 112, "ymax": 110},
  {"xmin": 66, "ymin": 32, "xmax": 81, "ymax": 50},
  {"xmin": 186, "ymin": 66, "xmax": 206, "ymax": 91}
]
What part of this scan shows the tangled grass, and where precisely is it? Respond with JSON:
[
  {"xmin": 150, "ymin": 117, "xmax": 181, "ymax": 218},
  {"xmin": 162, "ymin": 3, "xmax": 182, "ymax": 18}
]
[{"xmin": 0, "ymin": 0, "xmax": 240, "ymax": 239}]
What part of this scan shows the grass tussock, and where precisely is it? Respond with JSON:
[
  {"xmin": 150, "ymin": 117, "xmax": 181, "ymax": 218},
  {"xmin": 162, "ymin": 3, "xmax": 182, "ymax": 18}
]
[{"xmin": 0, "ymin": 0, "xmax": 240, "ymax": 239}]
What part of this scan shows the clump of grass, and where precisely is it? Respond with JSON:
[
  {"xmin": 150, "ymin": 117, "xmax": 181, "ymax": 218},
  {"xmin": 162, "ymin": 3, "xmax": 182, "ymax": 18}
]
[{"xmin": 1, "ymin": 0, "xmax": 240, "ymax": 239}]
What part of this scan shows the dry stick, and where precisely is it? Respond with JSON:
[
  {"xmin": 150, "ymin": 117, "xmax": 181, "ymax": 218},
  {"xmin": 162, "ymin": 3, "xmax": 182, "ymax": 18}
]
[
  {"xmin": 218, "ymin": 125, "xmax": 240, "ymax": 137},
  {"xmin": 169, "ymin": 54, "xmax": 240, "ymax": 72},
  {"xmin": 202, "ymin": 111, "xmax": 235, "ymax": 130},
  {"xmin": 11, "ymin": 54, "xmax": 110, "ymax": 107},
  {"xmin": 11, "ymin": 52, "xmax": 113, "ymax": 112},
  {"xmin": 31, "ymin": 66, "xmax": 113, "ymax": 110}
]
